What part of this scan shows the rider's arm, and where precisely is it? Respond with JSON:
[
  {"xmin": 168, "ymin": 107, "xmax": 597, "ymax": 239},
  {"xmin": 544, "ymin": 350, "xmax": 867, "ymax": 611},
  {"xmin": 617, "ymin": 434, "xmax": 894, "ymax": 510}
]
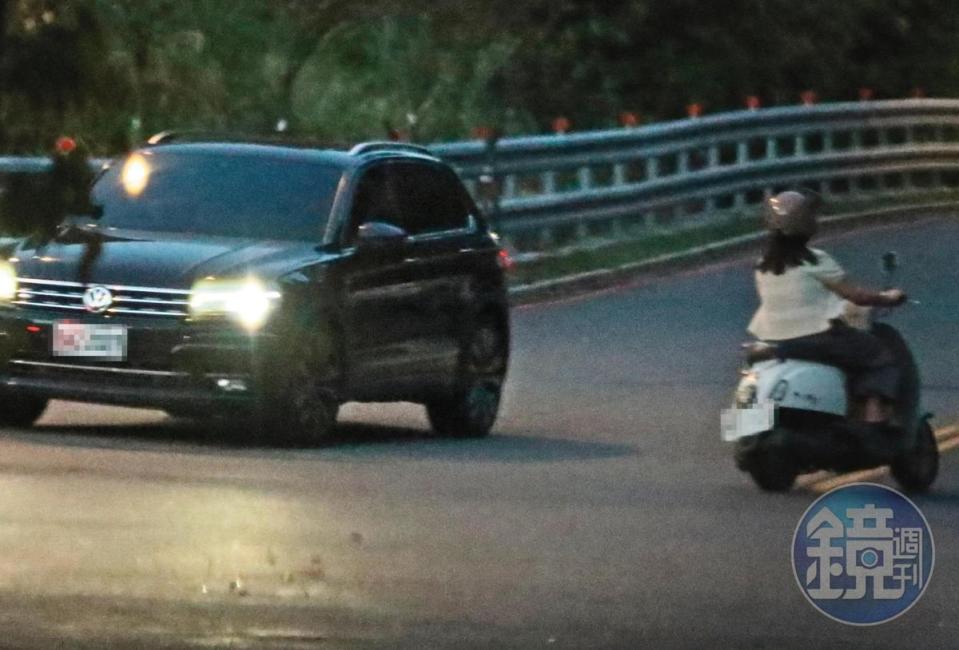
[{"xmin": 820, "ymin": 278, "xmax": 905, "ymax": 307}]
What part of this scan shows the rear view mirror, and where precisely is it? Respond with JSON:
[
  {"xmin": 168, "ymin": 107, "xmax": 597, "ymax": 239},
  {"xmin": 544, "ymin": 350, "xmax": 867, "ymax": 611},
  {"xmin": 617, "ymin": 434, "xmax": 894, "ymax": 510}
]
[
  {"xmin": 881, "ymin": 251, "xmax": 899, "ymax": 274},
  {"xmin": 356, "ymin": 221, "xmax": 407, "ymax": 248}
]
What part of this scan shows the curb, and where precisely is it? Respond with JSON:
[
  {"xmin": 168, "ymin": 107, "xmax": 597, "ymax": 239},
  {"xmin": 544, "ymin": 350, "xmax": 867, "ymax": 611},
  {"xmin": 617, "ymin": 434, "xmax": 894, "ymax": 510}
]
[{"xmin": 507, "ymin": 201, "xmax": 959, "ymax": 305}]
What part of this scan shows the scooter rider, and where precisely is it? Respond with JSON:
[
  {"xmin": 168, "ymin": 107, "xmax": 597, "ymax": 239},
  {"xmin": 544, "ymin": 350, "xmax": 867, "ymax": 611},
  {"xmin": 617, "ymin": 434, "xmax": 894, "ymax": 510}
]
[{"xmin": 747, "ymin": 191, "xmax": 907, "ymax": 431}]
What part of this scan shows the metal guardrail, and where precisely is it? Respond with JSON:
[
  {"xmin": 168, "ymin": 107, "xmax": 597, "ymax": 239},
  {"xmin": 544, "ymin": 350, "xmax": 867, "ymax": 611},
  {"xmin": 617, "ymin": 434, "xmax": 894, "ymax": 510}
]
[
  {"xmin": 430, "ymin": 99, "xmax": 959, "ymax": 249},
  {"xmin": 0, "ymin": 157, "xmax": 54, "ymax": 173},
  {"xmin": 2, "ymin": 99, "xmax": 959, "ymax": 252}
]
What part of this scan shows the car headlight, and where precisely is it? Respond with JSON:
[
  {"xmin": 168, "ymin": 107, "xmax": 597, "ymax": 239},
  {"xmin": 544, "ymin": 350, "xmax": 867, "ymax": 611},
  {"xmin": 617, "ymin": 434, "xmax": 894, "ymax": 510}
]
[
  {"xmin": 189, "ymin": 277, "xmax": 281, "ymax": 331},
  {"xmin": 0, "ymin": 262, "xmax": 17, "ymax": 301}
]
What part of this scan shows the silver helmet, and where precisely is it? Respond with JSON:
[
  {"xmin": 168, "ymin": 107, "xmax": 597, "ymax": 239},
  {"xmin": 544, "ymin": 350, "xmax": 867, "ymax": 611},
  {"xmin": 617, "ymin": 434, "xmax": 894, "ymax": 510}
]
[{"xmin": 762, "ymin": 191, "xmax": 820, "ymax": 237}]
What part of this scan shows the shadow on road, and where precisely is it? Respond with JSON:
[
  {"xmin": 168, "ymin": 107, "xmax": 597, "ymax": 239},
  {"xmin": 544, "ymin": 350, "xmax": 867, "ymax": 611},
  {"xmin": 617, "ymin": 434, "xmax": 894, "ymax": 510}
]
[
  {"xmin": 16, "ymin": 418, "xmax": 638, "ymax": 464},
  {"xmin": 326, "ymin": 423, "xmax": 638, "ymax": 463}
]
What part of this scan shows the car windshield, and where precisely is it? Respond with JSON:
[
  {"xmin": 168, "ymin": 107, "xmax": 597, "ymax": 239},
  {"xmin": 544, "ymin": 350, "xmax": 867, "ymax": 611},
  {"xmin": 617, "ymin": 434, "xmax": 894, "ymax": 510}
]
[{"xmin": 91, "ymin": 149, "xmax": 343, "ymax": 241}]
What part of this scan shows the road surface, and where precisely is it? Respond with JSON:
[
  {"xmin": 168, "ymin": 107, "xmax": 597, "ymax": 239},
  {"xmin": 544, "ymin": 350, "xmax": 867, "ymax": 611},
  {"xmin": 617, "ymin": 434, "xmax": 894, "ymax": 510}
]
[{"xmin": 0, "ymin": 216, "xmax": 956, "ymax": 648}]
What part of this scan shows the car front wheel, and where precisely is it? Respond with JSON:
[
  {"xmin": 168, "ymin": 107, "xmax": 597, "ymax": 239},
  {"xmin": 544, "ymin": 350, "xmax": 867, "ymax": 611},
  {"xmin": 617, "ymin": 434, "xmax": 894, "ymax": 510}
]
[
  {"xmin": 254, "ymin": 329, "xmax": 341, "ymax": 447},
  {"xmin": 0, "ymin": 395, "xmax": 49, "ymax": 428}
]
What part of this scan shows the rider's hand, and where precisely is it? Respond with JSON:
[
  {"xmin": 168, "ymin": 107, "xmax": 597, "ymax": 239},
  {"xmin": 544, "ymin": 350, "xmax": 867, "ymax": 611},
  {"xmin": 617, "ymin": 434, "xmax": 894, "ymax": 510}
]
[{"xmin": 880, "ymin": 289, "xmax": 907, "ymax": 306}]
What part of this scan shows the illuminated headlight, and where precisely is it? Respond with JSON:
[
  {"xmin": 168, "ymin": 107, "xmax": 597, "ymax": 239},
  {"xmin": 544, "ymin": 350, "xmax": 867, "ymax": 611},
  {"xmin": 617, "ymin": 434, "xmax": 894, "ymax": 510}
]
[
  {"xmin": 0, "ymin": 262, "xmax": 17, "ymax": 301},
  {"xmin": 735, "ymin": 374, "xmax": 759, "ymax": 408},
  {"xmin": 189, "ymin": 278, "xmax": 281, "ymax": 331},
  {"xmin": 121, "ymin": 152, "xmax": 151, "ymax": 197}
]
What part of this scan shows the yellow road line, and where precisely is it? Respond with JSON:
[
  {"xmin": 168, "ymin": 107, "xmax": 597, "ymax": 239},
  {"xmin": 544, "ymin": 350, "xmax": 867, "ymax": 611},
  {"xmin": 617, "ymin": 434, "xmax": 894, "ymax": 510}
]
[
  {"xmin": 937, "ymin": 435, "xmax": 959, "ymax": 453},
  {"xmin": 802, "ymin": 422, "xmax": 958, "ymax": 494},
  {"xmin": 935, "ymin": 424, "xmax": 959, "ymax": 442},
  {"xmin": 808, "ymin": 467, "xmax": 890, "ymax": 493}
]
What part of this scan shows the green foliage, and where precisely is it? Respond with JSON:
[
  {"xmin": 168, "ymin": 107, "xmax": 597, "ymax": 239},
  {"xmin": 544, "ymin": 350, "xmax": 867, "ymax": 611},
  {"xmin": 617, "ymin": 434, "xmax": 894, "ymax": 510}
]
[
  {"xmin": 1, "ymin": 0, "xmax": 959, "ymax": 153},
  {"xmin": 290, "ymin": 15, "xmax": 520, "ymax": 141}
]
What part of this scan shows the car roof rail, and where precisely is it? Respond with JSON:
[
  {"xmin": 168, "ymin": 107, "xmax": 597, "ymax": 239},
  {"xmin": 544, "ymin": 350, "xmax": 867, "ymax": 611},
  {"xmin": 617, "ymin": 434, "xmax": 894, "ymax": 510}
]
[
  {"xmin": 143, "ymin": 130, "xmax": 350, "ymax": 150},
  {"xmin": 145, "ymin": 130, "xmax": 230, "ymax": 146},
  {"xmin": 145, "ymin": 130, "xmax": 181, "ymax": 145},
  {"xmin": 348, "ymin": 141, "xmax": 435, "ymax": 157}
]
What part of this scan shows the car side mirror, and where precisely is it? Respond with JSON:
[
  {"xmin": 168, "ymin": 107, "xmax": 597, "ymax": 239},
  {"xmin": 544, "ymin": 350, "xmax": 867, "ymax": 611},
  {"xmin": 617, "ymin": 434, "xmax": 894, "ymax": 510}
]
[
  {"xmin": 355, "ymin": 221, "xmax": 408, "ymax": 249},
  {"xmin": 881, "ymin": 251, "xmax": 899, "ymax": 274}
]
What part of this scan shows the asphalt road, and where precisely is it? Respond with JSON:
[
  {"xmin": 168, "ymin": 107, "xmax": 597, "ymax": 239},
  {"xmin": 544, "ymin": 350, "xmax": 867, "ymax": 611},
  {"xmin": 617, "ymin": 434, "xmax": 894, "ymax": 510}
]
[{"xmin": 0, "ymin": 217, "xmax": 956, "ymax": 649}]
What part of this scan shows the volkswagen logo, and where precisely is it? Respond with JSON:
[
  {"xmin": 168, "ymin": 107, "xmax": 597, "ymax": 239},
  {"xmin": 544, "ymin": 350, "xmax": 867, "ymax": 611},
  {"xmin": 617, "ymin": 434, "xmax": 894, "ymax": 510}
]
[{"xmin": 82, "ymin": 286, "xmax": 114, "ymax": 313}]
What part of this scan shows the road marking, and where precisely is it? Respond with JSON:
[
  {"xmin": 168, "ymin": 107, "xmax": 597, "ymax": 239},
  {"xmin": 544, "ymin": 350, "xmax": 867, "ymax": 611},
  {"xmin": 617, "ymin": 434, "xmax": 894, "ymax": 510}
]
[
  {"xmin": 802, "ymin": 423, "xmax": 958, "ymax": 493},
  {"xmin": 937, "ymin": 435, "xmax": 959, "ymax": 453},
  {"xmin": 937, "ymin": 424, "xmax": 959, "ymax": 441}
]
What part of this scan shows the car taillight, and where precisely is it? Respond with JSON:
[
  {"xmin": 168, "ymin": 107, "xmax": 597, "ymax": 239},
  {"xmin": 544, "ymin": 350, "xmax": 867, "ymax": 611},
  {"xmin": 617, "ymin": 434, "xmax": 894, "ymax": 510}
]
[{"xmin": 497, "ymin": 248, "xmax": 514, "ymax": 271}]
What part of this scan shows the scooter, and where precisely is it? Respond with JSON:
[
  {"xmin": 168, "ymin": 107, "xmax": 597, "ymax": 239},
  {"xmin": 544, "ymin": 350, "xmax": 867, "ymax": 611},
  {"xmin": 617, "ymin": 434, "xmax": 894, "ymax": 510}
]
[{"xmin": 721, "ymin": 251, "xmax": 938, "ymax": 492}]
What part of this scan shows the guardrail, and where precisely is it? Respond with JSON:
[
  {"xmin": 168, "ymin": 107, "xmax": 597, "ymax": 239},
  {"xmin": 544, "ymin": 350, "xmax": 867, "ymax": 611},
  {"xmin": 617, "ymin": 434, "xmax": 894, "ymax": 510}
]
[
  {"xmin": 2, "ymin": 99, "xmax": 959, "ymax": 253},
  {"xmin": 430, "ymin": 99, "xmax": 959, "ymax": 250}
]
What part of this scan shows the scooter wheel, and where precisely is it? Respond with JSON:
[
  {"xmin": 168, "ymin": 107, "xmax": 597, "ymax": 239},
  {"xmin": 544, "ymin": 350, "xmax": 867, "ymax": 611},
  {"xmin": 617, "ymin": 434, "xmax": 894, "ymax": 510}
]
[
  {"xmin": 891, "ymin": 419, "xmax": 938, "ymax": 493},
  {"xmin": 748, "ymin": 447, "xmax": 797, "ymax": 492}
]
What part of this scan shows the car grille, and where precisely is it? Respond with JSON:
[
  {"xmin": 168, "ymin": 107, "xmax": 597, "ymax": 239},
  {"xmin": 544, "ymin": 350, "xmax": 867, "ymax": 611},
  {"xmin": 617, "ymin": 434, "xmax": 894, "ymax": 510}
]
[{"xmin": 14, "ymin": 278, "xmax": 191, "ymax": 318}]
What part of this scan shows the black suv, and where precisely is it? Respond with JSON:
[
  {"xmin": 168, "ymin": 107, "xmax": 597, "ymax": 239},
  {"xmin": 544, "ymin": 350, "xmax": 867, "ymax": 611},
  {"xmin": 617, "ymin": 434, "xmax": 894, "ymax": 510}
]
[{"xmin": 0, "ymin": 140, "xmax": 511, "ymax": 445}]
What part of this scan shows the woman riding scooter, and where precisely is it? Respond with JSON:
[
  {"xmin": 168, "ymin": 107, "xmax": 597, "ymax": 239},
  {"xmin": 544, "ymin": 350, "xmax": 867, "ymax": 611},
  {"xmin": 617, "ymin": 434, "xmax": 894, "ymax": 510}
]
[{"xmin": 747, "ymin": 190, "xmax": 907, "ymax": 435}]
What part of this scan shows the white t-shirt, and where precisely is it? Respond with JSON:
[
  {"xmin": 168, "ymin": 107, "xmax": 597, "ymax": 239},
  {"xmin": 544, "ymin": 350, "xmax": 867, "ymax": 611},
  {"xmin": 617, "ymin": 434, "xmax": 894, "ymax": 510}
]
[{"xmin": 748, "ymin": 248, "xmax": 846, "ymax": 341}]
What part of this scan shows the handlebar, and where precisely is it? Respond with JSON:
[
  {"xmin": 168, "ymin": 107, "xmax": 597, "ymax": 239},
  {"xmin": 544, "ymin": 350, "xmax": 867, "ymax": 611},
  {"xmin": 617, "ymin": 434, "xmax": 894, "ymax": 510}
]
[{"xmin": 889, "ymin": 296, "xmax": 921, "ymax": 307}]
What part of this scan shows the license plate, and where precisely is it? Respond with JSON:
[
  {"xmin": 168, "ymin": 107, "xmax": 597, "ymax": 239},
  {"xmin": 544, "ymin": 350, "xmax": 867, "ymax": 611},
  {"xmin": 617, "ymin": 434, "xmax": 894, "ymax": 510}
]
[
  {"xmin": 721, "ymin": 402, "xmax": 775, "ymax": 442},
  {"xmin": 52, "ymin": 321, "xmax": 128, "ymax": 361}
]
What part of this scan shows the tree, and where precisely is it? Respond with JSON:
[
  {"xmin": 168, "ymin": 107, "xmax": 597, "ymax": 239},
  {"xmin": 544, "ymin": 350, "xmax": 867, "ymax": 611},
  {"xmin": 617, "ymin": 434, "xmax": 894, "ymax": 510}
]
[
  {"xmin": 0, "ymin": 2, "xmax": 116, "ymax": 150},
  {"xmin": 3, "ymin": 0, "xmax": 959, "ymax": 151}
]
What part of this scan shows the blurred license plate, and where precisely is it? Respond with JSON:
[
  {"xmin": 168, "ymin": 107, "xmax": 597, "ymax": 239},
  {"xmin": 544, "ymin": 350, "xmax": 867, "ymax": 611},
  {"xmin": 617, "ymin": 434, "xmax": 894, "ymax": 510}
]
[
  {"xmin": 721, "ymin": 402, "xmax": 775, "ymax": 442},
  {"xmin": 52, "ymin": 322, "xmax": 127, "ymax": 361}
]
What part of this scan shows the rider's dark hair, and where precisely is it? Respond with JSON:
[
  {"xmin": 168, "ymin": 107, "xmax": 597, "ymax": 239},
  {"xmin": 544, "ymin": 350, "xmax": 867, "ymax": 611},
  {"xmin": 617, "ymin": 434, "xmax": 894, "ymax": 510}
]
[{"xmin": 755, "ymin": 231, "xmax": 818, "ymax": 275}]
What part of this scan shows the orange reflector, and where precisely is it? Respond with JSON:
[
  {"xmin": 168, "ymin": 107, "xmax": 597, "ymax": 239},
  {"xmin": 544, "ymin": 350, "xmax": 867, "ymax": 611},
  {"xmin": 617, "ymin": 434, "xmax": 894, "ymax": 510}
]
[{"xmin": 55, "ymin": 136, "xmax": 77, "ymax": 155}]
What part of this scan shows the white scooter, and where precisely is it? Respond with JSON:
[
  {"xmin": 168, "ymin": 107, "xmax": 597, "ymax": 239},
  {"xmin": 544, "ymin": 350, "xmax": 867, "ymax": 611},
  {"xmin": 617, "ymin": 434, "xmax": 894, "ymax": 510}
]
[{"xmin": 722, "ymin": 252, "xmax": 938, "ymax": 492}]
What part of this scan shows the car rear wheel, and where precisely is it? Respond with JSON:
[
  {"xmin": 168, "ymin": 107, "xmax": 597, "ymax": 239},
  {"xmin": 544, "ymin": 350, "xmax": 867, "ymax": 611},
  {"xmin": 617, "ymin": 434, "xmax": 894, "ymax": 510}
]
[
  {"xmin": 0, "ymin": 395, "xmax": 49, "ymax": 428},
  {"xmin": 427, "ymin": 315, "xmax": 507, "ymax": 438},
  {"xmin": 427, "ymin": 379, "xmax": 502, "ymax": 438}
]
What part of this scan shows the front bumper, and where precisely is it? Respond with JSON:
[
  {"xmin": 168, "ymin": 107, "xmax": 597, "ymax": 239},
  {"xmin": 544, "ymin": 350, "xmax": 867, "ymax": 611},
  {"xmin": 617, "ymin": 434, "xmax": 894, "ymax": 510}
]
[{"xmin": 0, "ymin": 307, "xmax": 275, "ymax": 413}]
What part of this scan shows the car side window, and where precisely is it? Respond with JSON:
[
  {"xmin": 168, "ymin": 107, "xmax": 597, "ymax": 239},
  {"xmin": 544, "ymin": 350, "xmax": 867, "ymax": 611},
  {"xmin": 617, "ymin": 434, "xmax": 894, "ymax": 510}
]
[
  {"xmin": 393, "ymin": 164, "xmax": 472, "ymax": 236},
  {"xmin": 345, "ymin": 165, "xmax": 403, "ymax": 245}
]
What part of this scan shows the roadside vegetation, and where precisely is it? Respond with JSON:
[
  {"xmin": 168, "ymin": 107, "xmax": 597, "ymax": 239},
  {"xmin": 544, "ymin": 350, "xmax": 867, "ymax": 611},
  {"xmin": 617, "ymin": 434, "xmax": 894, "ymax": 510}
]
[{"xmin": 1, "ymin": 1, "xmax": 959, "ymax": 153}]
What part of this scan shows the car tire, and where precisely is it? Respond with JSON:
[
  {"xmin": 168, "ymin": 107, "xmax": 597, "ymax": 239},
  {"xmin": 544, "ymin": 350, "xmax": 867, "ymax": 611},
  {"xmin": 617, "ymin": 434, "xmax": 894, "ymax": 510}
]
[
  {"xmin": 427, "ymin": 379, "xmax": 502, "ymax": 439},
  {"xmin": 254, "ymin": 328, "xmax": 341, "ymax": 447},
  {"xmin": 427, "ymin": 314, "xmax": 507, "ymax": 438},
  {"xmin": 0, "ymin": 395, "xmax": 49, "ymax": 428}
]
